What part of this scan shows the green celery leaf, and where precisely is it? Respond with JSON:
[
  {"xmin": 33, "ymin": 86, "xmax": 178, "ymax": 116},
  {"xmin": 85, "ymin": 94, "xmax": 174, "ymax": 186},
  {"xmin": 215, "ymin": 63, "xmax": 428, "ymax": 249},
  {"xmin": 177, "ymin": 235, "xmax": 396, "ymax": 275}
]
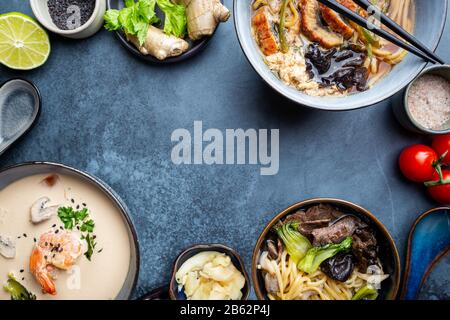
[
  {"xmin": 156, "ymin": 0, "xmax": 187, "ymax": 38},
  {"xmin": 104, "ymin": 10, "xmax": 121, "ymax": 30}
]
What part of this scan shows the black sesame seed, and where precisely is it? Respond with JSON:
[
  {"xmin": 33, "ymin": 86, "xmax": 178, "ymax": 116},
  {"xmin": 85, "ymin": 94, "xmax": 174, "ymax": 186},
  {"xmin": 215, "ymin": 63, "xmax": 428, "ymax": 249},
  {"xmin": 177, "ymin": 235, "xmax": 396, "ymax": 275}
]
[
  {"xmin": 17, "ymin": 236, "xmax": 21, "ymax": 239},
  {"xmin": 82, "ymin": 203, "xmax": 87, "ymax": 207},
  {"xmin": 44, "ymin": 256, "xmax": 47, "ymax": 260},
  {"xmin": 20, "ymin": 269, "xmax": 24, "ymax": 273},
  {"xmin": 45, "ymin": 242, "xmax": 48, "ymax": 246},
  {"xmin": 98, "ymin": 249, "xmax": 103, "ymax": 253},
  {"xmin": 21, "ymin": 277, "xmax": 25, "ymax": 281},
  {"xmin": 76, "ymin": 205, "xmax": 80, "ymax": 209},
  {"xmin": 34, "ymin": 238, "xmax": 37, "ymax": 243},
  {"xmin": 23, "ymin": 233, "xmax": 27, "ymax": 238},
  {"xmin": 47, "ymin": 0, "xmax": 96, "ymax": 31},
  {"xmin": 71, "ymin": 198, "xmax": 75, "ymax": 203},
  {"xmin": 55, "ymin": 229, "xmax": 59, "ymax": 234},
  {"xmin": 52, "ymin": 224, "xmax": 56, "ymax": 228}
]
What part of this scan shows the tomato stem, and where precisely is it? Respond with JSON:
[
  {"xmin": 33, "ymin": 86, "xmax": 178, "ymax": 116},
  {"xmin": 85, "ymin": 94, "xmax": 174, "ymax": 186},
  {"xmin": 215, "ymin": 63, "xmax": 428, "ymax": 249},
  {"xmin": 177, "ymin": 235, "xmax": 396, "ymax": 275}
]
[{"xmin": 425, "ymin": 155, "xmax": 450, "ymax": 187}]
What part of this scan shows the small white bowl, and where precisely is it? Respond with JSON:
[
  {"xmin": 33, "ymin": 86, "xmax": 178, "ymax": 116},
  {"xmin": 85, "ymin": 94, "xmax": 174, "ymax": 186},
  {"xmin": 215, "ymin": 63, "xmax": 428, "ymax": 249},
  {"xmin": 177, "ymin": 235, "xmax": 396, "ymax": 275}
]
[{"xmin": 30, "ymin": 0, "xmax": 106, "ymax": 39}]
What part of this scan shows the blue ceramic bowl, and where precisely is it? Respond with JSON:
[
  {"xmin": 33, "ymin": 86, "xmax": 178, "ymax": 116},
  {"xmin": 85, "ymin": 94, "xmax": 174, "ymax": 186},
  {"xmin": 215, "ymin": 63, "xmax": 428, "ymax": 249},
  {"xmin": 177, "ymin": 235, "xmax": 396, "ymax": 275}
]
[
  {"xmin": 234, "ymin": 0, "xmax": 448, "ymax": 110},
  {"xmin": 169, "ymin": 244, "xmax": 251, "ymax": 300},
  {"xmin": 401, "ymin": 207, "xmax": 450, "ymax": 300}
]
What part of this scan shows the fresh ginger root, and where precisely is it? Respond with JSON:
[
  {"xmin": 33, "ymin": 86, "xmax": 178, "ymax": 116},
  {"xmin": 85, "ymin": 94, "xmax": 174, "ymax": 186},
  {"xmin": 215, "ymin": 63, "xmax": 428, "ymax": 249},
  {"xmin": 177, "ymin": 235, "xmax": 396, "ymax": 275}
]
[
  {"xmin": 177, "ymin": 0, "xmax": 231, "ymax": 40},
  {"xmin": 127, "ymin": 26, "xmax": 189, "ymax": 60}
]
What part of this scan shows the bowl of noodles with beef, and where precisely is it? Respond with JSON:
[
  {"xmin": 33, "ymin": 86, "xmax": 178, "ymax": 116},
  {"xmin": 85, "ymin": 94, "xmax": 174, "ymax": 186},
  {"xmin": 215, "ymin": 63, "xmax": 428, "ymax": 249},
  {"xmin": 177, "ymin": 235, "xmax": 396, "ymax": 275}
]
[
  {"xmin": 252, "ymin": 198, "xmax": 401, "ymax": 300},
  {"xmin": 234, "ymin": 0, "xmax": 448, "ymax": 110}
]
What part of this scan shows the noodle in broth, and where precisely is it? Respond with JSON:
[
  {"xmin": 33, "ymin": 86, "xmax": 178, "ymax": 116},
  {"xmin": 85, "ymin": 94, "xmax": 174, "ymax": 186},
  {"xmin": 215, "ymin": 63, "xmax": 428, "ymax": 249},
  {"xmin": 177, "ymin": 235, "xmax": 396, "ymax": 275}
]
[{"xmin": 251, "ymin": 0, "xmax": 415, "ymax": 96}]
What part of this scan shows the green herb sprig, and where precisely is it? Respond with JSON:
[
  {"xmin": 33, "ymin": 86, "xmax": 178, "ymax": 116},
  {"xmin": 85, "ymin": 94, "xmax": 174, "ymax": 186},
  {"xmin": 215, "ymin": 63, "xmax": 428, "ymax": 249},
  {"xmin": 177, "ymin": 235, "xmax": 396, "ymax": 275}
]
[{"xmin": 57, "ymin": 206, "xmax": 97, "ymax": 261}]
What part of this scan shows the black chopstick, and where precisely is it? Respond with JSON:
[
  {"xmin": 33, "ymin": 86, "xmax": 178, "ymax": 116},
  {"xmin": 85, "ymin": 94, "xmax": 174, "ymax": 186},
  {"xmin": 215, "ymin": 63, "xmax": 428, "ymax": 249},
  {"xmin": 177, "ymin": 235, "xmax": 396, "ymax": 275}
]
[
  {"xmin": 353, "ymin": 0, "xmax": 444, "ymax": 64},
  {"xmin": 317, "ymin": 0, "xmax": 440, "ymax": 64}
]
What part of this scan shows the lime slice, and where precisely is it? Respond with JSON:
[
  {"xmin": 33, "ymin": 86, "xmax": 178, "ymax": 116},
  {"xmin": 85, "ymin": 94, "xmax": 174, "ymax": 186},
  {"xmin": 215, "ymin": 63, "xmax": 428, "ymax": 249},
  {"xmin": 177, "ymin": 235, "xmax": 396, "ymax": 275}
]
[{"xmin": 0, "ymin": 12, "xmax": 50, "ymax": 70}]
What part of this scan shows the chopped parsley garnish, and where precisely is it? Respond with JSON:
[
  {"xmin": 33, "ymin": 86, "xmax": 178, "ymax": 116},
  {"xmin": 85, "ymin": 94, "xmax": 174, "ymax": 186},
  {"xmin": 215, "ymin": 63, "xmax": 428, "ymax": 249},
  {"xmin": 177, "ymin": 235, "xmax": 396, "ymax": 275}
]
[
  {"xmin": 80, "ymin": 219, "xmax": 95, "ymax": 233},
  {"xmin": 81, "ymin": 233, "xmax": 97, "ymax": 261},
  {"xmin": 57, "ymin": 206, "xmax": 97, "ymax": 261},
  {"xmin": 57, "ymin": 207, "xmax": 88, "ymax": 230}
]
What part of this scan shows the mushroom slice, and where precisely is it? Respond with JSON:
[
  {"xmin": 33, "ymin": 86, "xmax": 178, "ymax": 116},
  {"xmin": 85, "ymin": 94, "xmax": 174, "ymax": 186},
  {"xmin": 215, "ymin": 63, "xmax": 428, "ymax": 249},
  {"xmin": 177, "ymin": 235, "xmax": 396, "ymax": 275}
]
[
  {"xmin": 30, "ymin": 197, "xmax": 59, "ymax": 224},
  {"xmin": 264, "ymin": 273, "xmax": 279, "ymax": 293},
  {"xmin": 0, "ymin": 235, "xmax": 16, "ymax": 259},
  {"xmin": 300, "ymin": 0, "xmax": 344, "ymax": 48}
]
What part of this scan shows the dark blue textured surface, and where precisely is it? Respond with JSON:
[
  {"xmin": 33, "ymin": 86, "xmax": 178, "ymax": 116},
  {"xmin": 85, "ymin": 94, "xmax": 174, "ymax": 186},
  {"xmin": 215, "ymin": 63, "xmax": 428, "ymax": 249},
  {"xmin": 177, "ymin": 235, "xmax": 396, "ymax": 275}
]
[{"xmin": 0, "ymin": 0, "xmax": 449, "ymax": 299}]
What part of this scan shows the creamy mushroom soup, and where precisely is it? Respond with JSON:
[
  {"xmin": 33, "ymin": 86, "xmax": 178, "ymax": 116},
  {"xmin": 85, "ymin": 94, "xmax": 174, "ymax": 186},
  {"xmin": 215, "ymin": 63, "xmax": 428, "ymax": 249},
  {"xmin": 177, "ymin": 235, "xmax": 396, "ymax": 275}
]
[{"xmin": 0, "ymin": 173, "xmax": 132, "ymax": 300}]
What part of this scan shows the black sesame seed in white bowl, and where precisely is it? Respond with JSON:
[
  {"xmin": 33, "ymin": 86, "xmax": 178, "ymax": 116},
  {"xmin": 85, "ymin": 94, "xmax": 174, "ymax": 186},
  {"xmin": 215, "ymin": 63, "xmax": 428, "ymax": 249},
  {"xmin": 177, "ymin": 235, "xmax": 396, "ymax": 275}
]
[{"xmin": 30, "ymin": 0, "xmax": 106, "ymax": 39}]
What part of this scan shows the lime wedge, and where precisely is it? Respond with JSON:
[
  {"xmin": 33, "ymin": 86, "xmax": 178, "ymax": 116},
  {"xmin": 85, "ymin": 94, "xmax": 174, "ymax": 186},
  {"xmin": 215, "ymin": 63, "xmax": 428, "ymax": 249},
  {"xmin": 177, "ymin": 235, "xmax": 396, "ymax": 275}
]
[{"xmin": 0, "ymin": 12, "xmax": 50, "ymax": 70}]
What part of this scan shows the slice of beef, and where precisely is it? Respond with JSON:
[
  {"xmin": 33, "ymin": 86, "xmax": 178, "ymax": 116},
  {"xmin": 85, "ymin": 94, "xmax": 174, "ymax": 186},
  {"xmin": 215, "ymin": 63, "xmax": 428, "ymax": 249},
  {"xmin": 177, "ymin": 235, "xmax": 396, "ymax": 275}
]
[
  {"xmin": 304, "ymin": 204, "xmax": 343, "ymax": 221},
  {"xmin": 298, "ymin": 219, "xmax": 333, "ymax": 236},
  {"xmin": 279, "ymin": 204, "xmax": 344, "ymax": 237},
  {"xmin": 311, "ymin": 215, "xmax": 366, "ymax": 246},
  {"xmin": 283, "ymin": 210, "xmax": 307, "ymax": 224},
  {"xmin": 282, "ymin": 205, "xmax": 342, "ymax": 235},
  {"xmin": 352, "ymin": 228, "xmax": 379, "ymax": 272}
]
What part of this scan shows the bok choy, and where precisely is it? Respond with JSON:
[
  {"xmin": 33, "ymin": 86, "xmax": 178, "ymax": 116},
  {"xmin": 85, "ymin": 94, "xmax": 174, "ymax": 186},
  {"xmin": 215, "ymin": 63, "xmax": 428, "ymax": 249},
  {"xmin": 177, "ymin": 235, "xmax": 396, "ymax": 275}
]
[
  {"xmin": 298, "ymin": 237, "xmax": 353, "ymax": 274},
  {"xmin": 275, "ymin": 222, "xmax": 311, "ymax": 264},
  {"xmin": 3, "ymin": 273, "xmax": 36, "ymax": 300},
  {"xmin": 352, "ymin": 285, "xmax": 379, "ymax": 300}
]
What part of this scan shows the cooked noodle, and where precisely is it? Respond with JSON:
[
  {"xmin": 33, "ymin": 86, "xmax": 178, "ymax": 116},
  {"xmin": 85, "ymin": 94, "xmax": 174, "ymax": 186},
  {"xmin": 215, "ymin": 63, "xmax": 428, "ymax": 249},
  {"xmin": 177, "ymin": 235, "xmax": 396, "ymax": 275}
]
[{"xmin": 259, "ymin": 250, "xmax": 388, "ymax": 300}]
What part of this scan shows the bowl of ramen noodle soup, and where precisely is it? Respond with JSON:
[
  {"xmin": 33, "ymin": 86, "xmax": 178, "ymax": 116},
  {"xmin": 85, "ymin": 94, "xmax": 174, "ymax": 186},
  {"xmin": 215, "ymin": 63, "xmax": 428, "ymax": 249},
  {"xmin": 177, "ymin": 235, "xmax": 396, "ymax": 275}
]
[
  {"xmin": 252, "ymin": 198, "xmax": 400, "ymax": 300},
  {"xmin": 0, "ymin": 162, "xmax": 139, "ymax": 300},
  {"xmin": 234, "ymin": 0, "xmax": 448, "ymax": 110}
]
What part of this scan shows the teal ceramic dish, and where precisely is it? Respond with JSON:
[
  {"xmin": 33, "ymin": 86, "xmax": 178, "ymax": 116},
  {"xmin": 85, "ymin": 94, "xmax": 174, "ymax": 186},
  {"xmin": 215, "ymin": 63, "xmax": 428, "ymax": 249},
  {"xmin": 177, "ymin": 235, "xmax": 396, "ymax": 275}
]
[
  {"xmin": 234, "ymin": 0, "xmax": 448, "ymax": 110},
  {"xmin": 401, "ymin": 207, "xmax": 450, "ymax": 300}
]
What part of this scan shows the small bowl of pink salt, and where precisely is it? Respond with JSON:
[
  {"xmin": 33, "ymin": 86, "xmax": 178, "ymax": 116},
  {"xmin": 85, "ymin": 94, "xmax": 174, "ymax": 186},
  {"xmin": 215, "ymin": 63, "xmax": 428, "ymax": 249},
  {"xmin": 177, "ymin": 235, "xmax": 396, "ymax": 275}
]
[{"xmin": 393, "ymin": 65, "xmax": 450, "ymax": 135}]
